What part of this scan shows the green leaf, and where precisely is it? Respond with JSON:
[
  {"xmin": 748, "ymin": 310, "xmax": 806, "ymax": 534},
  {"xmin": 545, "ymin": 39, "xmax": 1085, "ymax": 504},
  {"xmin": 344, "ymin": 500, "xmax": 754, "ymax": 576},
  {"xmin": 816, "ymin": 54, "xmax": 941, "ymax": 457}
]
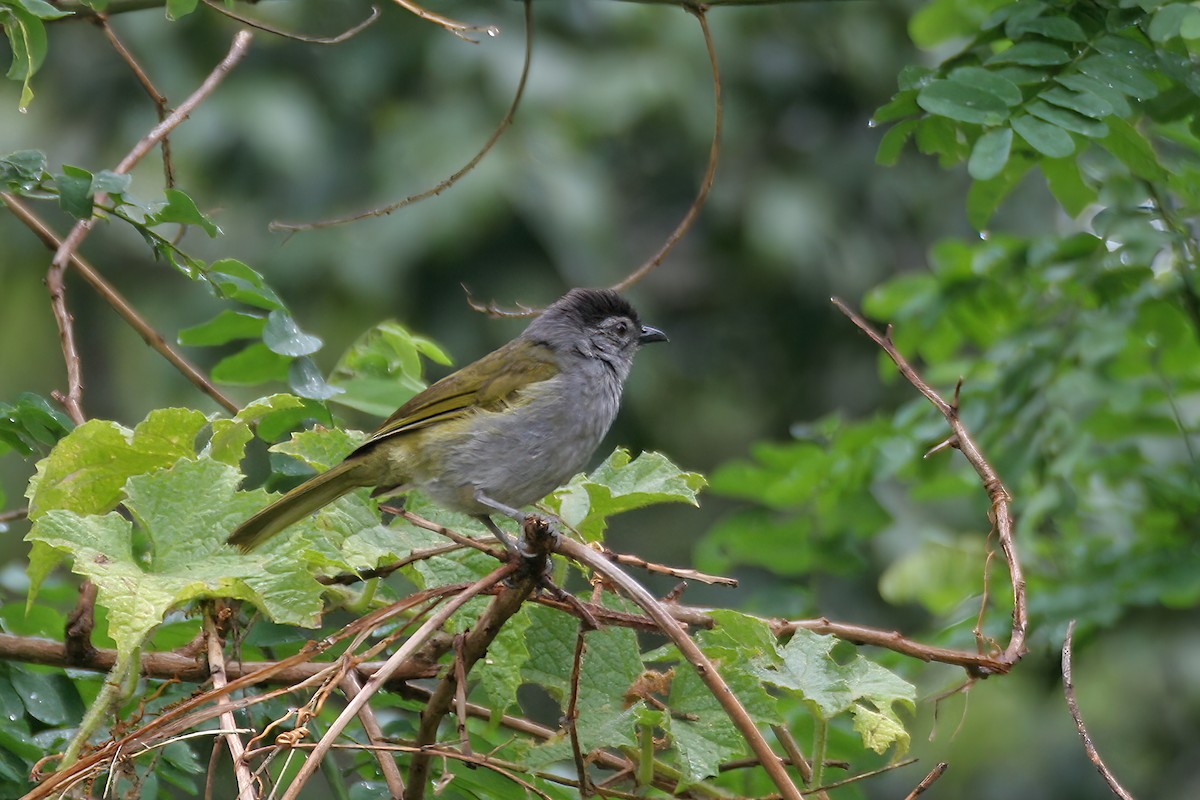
[
  {"xmin": 879, "ymin": 537, "xmax": 987, "ymax": 613},
  {"xmin": 328, "ymin": 320, "xmax": 450, "ymax": 415},
  {"xmin": 968, "ymin": 127, "xmax": 1013, "ymax": 180},
  {"xmin": 547, "ymin": 449, "xmax": 705, "ymax": 542},
  {"xmin": 1039, "ymin": 86, "xmax": 1114, "ymax": 120},
  {"xmin": 1149, "ymin": 4, "xmax": 1199, "ymax": 41},
  {"xmin": 0, "ymin": 392, "xmax": 73, "ymax": 455},
  {"xmin": 1011, "ymin": 114, "xmax": 1076, "ymax": 157},
  {"xmin": 917, "ymin": 79, "xmax": 1010, "ymax": 125},
  {"xmin": 206, "ymin": 258, "xmax": 283, "ymax": 310},
  {"xmin": 872, "ymin": 91, "xmax": 919, "ymax": 124},
  {"xmin": 56, "ymin": 165, "xmax": 93, "ymax": 219},
  {"xmin": 1077, "ymin": 55, "xmax": 1158, "ymax": 100},
  {"xmin": 667, "ymin": 666, "xmax": 745, "ymax": 788},
  {"xmin": 15, "ymin": 0, "xmax": 72, "ymax": 19},
  {"xmin": 987, "ymin": 40, "xmax": 1071, "ymax": 66},
  {"xmin": 288, "ymin": 357, "xmax": 343, "ymax": 401},
  {"xmin": 966, "ymin": 155, "xmax": 1034, "ymax": 229},
  {"xmin": 947, "ymin": 66, "xmax": 1023, "ymax": 106},
  {"xmin": 1100, "ymin": 117, "xmax": 1167, "ymax": 181},
  {"xmin": 272, "ymin": 427, "xmax": 362, "ymax": 472},
  {"xmin": 264, "ymin": 310, "xmax": 323, "ymax": 357},
  {"xmin": 875, "ymin": 119, "xmax": 918, "ymax": 166},
  {"xmin": 2, "ymin": 5, "xmax": 48, "ymax": 110},
  {"xmin": 8, "ymin": 669, "xmax": 79, "ymax": 726},
  {"xmin": 91, "ymin": 169, "xmax": 130, "ymax": 196},
  {"xmin": 165, "ymin": 0, "xmax": 198, "ymax": 20},
  {"xmin": 1041, "ymin": 156, "xmax": 1097, "ymax": 217},
  {"xmin": 212, "ymin": 343, "xmax": 291, "ymax": 385},
  {"xmin": 178, "ymin": 310, "xmax": 267, "ymax": 346},
  {"xmin": 477, "ymin": 605, "xmax": 532, "ymax": 715},
  {"xmin": 754, "ymin": 629, "xmax": 852, "ymax": 719},
  {"xmin": 0, "ymin": 149, "xmax": 46, "ymax": 185},
  {"xmin": 1026, "ymin": 99, "xmax": 1109, "ymax": 138},
  {"xmin": 1055, "ymin": 73, "xmax": 1132, "ymax": 117},
  {"xmin": 1007, "ymin": 14, "xmax": 1087, "ymax": 41},
  {"xmin": 144, "ymin": 189, "xmax": 220, "ymax": 236}
]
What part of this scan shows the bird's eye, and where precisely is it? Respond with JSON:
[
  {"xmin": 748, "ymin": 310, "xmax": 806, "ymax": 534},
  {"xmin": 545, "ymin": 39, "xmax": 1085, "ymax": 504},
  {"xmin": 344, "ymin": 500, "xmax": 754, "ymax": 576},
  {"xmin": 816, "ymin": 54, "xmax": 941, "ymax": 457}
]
[{"xmin": 613, "ymin": 319, "xmax": 630, "ymax": 336}]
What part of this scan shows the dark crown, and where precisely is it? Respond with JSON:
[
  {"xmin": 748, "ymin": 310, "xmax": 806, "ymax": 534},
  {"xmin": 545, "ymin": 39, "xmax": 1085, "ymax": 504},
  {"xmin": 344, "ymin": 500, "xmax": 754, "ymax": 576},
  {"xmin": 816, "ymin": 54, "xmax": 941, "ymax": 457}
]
[{"xmin": 553, "ymin": 288, "xmax": 639, "ymax": 328}]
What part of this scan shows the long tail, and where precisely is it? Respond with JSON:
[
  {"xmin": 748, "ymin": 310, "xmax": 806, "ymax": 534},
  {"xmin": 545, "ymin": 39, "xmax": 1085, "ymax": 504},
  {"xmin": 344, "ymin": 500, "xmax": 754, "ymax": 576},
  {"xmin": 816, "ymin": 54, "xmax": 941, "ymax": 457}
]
[{"xmin": 227, "ymin": 460, "xmax": 370, "ymax": 552}]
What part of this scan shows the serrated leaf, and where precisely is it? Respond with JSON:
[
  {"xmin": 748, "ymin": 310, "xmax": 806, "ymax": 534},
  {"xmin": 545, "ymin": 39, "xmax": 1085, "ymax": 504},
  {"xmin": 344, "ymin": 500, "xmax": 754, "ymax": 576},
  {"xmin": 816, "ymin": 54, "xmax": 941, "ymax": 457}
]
[
  {"xmin": 548, "ymin": 449, "xmax": 705, "ymax": 542},
  {"xmin": 144, "ymin": 189, "xmax": 220, "ymax": 236},
  {"xmin": 272, "ymin": 427, "xmax": 363, "ymax": 472},
  {"xmin": 667, "ymin": 666, "xmax": 744, "ymax": 788},
  {"xmin": 947, "ymin": 66, "xmax": 1022, "ymax": 106},
  {"xmin": 1011, "ymin": 114, "xmax": 1075, "ymax": 157},
  {"xmin": 56, "ymin": 165, "xmax": 93, "ymax": 219},
  {"xmin": 178, "ymin": 310, "xmax": 266, "ymax": 346},
  {"xmin": 852, "ymin": 705, "xmax": 911, "ymax": 755},
  {"xmin": 212, "ymin": 343, "xmax": 291, "ymax": 385},
  {"xmin": 477, "ymin": 605, "xmax": 532, "ymax": 715},
  {"xmin": 968, "ymin": 127, "xmax": 1013, "ymax": 180},
  {"xmin": 264, "ymin": 310, "xmax": 323, "ymax": 357},
  {"xmin": 754, "ymin": 628, "xmax": 851, "ymax": 719},
  {"xmin": 917, "ymin": 79, "xmax": 1010, "ymax": 125}
]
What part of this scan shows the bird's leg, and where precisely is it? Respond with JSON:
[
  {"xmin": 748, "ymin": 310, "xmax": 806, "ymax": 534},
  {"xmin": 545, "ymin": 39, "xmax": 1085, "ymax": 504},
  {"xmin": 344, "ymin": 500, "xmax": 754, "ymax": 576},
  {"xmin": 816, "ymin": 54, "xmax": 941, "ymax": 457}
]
[{"xmin": 473, "ymin": 490, "xmax": 558, "ymax": 560}]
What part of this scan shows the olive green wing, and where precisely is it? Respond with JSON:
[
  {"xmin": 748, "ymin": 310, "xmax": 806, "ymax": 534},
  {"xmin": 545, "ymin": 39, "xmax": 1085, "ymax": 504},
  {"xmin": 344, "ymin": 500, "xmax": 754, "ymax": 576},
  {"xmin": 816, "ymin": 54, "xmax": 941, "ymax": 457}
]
[{"xmin": 359, "ymin": 338, "xmax": 560, "ymax": 447}]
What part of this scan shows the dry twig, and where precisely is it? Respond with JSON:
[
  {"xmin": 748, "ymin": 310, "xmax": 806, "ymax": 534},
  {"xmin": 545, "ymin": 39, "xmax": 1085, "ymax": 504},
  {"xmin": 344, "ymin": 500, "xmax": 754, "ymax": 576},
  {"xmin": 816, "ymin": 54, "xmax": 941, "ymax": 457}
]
[
  {"xmin": 270, "ymin": 0, "xmax": 532, "ymax": 232},
  {"xmin": 831, "ymin": 297, "xmax": 1027, "ymax": 669},
  {"xmin": 202, "ymin": 0, "xmax": 380, "ymax": 44},
  {"xmin": 611, "ymin": 5, "xmax": 722, "ymax": 292},
  {"xmin": 203, "ymin": 610, "xmax": 257, "ymax": 800},
  {"xmin": 903, "ymin": 762, "xmax": 948, "ymax": 800},
  {"xmin": 1062, "ymin": 622, "xmax": 1136, "ymax": 800}
]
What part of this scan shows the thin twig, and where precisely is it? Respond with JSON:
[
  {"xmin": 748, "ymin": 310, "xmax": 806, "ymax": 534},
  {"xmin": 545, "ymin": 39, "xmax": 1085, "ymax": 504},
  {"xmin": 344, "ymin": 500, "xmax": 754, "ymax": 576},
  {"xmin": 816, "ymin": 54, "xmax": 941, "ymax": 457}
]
[
  {"xmin": 0, "ymin": 507, "xmax": 29, "ymax": 522},
  {"xmin": 317, "ymin": 542, "xmax": 465, "ymax": 585},
  {"xmin": 390, "ymin": 0, "xmax": 497, "ymax": 42},
  {"xmin": 341, "ymin": 671, "xmax": 406, "ymax": 799},
  {"xmin": 831, "ymin": 297, "xmax": 1027, "ymax": 668},
  {"xmin": 604, "ymin": 547, "xmax": 738, "ymax": 587},
  {"xmin": 279, "ymin": 564, "xmax": 516, "ymax": 800},
  {"xmin": 1, "ymin": 193, "xmax": 239, "ymax": 414},
  {"xmin": 769, "ymin": 725, "xmax": 821, "ymax": 793},
  {"xmin": 567, "ymin": 626, "xmax": 593, "ymax": 796},
  {"xmin": 95, "ymin": 16, "xmax": 176, "ymax": 187},
  {"xmin": 1062, "ymin": 622, "xmax": 1136, "ymax": 800},
  {"xmin": 204, "ymin": 610, "xmax": 257, "ymax": 800},
  {"xmin": 555, "ymin": 536, "xmax": 803, "ymax": 800},
  {"xmin": 903, "ymin": 762, "xmax": 948, "ymax": 800},
  {"xmin": 270, "ymin": 0, "xmax": 531, "ymax": 232},
  {"xmin": 804, "ymin": 757, "xmax": 918, "ymax": 795},
  {"xmin": 611, "ymin": 5, "xmax": 722, "ymax": 292},
  {"xmin": 202, "ymin": 1, "xmax": 380, "ymax": 44}
]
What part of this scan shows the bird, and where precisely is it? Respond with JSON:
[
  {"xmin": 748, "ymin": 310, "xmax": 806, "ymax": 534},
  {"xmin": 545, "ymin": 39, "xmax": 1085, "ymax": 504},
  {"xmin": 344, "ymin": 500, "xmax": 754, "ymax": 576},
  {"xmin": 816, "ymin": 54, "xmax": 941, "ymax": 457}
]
[{"xmin": 227, "ymin": 287, "xmax": 667, "ymax": 555}]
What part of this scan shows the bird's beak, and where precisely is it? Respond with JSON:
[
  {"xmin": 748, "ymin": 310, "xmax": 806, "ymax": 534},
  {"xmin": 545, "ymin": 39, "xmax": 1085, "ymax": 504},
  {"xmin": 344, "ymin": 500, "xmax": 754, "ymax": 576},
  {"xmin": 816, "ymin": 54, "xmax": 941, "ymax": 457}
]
[{"xmin": 639, "ymin": 325, "xmax": 669, "ymax": 345}]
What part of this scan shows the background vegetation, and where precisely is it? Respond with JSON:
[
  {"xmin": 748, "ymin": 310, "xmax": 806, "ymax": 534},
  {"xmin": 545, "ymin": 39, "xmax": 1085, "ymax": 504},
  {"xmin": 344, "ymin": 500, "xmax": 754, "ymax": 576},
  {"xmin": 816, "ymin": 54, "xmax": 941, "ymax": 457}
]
[{"xmin": 2, "ymin": 0, "xmax": 1200, "ymax": 797}]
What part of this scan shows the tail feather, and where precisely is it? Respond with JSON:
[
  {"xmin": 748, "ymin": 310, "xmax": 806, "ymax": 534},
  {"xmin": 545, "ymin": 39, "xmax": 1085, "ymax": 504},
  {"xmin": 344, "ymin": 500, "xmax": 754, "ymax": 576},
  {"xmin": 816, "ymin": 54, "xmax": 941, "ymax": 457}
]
[{"xmin": 228, "ymin": 460, "xmax": 369, "ymax": 552}]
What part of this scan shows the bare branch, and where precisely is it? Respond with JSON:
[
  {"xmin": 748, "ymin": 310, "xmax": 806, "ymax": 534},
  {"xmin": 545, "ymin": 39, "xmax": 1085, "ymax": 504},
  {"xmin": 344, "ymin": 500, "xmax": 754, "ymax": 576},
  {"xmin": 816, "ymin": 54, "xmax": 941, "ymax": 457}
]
[
  {"xmin": 202, "ymin": 1, "xmax": 381, "ymax": 45},
  {"xmin": 270, "ymin": 0, "xmax": 531, "ymax": 232},
  {"xmin": 904, "ymin": 762, "xmax": 948, "ymax": 800},
  {"xmin": 831, "ymin": 297, "xmax": 1028, "ymax": 668},
  {"xmin": 1, "ymin": 193, "xmax": 239, "ymax": 414},
  {"xmin": 1062, "ymin": 622, "xmax": 1136, "ymax": 800},
  {"xmin": 611, "ymin": 5, "xmax": 722, "ymax": 292},
  {"xmin": 555, "ymin": 535, "xmax": 804, "ymax": 800},
  {"xmin": 390, "ymin": 0, "xmax": 498, "ymax": 41},
  {"xmin": 203, "ymin": 610, "xmax": 257, "ymax": 800},
  {"xmin": 341, "ymin": 671, "xmax": 406, "ymax": 799},
  {"xmin": 279, "ymin": 563, "xmax": 517, "ymax": 800}
]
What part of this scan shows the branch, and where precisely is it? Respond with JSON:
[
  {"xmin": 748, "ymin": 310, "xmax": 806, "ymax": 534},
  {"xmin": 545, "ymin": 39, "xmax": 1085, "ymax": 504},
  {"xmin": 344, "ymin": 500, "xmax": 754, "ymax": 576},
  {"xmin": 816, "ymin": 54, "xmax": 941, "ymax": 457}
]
[
  {"xmin": 277, "ymin": 563, "xmax": 517, "ymax": 800},
  {"xmin": 831, "ymin": 297, "xmax": 1028, "ymax": 668},
  {"xmin": 555, "ymin": 535, "xmax": 804, "ymax": 800},
  {"xmin": 203, "ymin": 610, "xmax": 257, "ymax": 800},
  {"xmin": 270, "ymin": 0, "xmax": 532, "ymax": 232},
  {"xmin": 201, "ymin": 1, "xmax": 381, "ymax": 45},
  {"xmin": 611, "ymin": 4, "xmax": 721, "ymax": 292},
  {"xmin": 904, "ymin": 762, "xmax": 948, "ymax": 800},
  {"xmin": 341, "ymin": 672, "xmax": 406, "ymax": 799},
  {"xmin": 1062, "ymin": 622, "xmax": 1136, "ymax": 800},
  {"xmin": 1, "ymin": 193, "xmax": 239, "ymax": 414},
  {"xmin": 405, "ymin": 558, "xmax": 543, "ymax": 799}
]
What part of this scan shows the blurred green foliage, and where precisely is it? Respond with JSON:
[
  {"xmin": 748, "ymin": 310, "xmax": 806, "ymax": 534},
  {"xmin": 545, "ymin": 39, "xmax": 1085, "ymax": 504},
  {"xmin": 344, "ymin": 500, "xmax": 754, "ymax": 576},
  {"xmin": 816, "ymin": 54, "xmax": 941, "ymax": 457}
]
[{"xmin": 3, "ymin": 0, "xmax": 1200, "ymax": 797}]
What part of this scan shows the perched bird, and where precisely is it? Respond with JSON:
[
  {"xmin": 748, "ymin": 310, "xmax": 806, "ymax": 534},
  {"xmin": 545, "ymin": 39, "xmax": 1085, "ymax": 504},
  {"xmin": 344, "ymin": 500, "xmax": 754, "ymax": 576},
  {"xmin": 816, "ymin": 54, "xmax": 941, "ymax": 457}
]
[{"xmin": 227, "ymin": 288, "xmax": 667, "ymax": 554}]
